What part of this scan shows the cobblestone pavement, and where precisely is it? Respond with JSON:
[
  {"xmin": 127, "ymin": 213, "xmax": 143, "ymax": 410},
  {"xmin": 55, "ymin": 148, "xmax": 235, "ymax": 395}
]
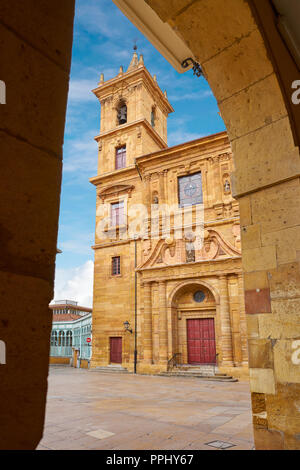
[{"xmin": 37, "ymin": 366, "xmax": 254, "ymax": 450}]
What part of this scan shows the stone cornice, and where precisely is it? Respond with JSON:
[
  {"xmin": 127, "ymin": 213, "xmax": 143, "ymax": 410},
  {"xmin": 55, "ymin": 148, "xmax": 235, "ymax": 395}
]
[
  {"xmin": 92, "ymin": 66, "xmax": 174, "ymax": 115},
  {"xmin": 137, "ymin": 256, "xmax": 242, "ymax": 277},
  {"xmin": 94, "ymin": 118, "xmax": 168, "ymax": 149},
  {"xmin": 89, "ymin": 165, "xmax": 138, "ymax": 186},
  {"xmin": 136, "ymin": 131, "xmax": 230, "ymax": 173}
]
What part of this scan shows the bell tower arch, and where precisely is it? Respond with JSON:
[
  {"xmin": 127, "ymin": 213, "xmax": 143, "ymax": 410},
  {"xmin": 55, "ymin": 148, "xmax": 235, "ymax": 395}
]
[{"xmin": 92, "ymin": 50, "xmax": 174, "ymax": 176}]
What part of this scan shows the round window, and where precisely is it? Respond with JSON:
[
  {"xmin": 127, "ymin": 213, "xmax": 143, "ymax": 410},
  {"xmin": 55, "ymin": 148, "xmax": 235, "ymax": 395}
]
[{"xmin": 193, "ymin": 290, "xmax": 205, "ymax": 303}]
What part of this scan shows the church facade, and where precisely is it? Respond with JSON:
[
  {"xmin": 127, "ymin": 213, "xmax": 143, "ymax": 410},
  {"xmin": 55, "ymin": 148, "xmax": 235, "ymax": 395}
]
[{"xmin": 90, "ymin": 52, "xmax": 248, "ymax": 378}]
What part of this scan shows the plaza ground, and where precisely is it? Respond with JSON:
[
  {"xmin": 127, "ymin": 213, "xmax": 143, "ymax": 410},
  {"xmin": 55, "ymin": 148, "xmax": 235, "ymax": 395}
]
[{"xmin": 37, "ymin": 366, "xmax": 254, "ymax": 450}]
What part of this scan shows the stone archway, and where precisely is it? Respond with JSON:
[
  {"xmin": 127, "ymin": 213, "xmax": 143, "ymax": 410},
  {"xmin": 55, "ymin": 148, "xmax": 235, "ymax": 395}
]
[
  {"xmin": 168, "ymin": 281, "xmax": 219, "ymax": 367},
  {"xmin": 1, "ymin": 0, "xmax": 300, "ymax": 451}
]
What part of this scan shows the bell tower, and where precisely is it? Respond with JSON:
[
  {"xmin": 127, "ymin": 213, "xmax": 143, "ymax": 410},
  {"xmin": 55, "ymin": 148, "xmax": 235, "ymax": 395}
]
[{"xmin": 92, "ymin": 50, "xmax": 174, "ymax": 176}]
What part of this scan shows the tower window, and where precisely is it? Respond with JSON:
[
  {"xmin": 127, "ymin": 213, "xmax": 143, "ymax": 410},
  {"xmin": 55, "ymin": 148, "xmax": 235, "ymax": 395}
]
[
  {"xmin": 112, "ymin": 256, "xmax": 121, "ymax": 276},
  {"xmin": 111, "ymin": 201, "xmax": 124, "ymax": 227},
  {"xmin": 117, "ymin": 101, "xmax": 127, "ymax": 125},
  {"xmin": 178, "ymin": 172, "xmax": 203, "ymax": 207},
  {"xmin": 115, "ymin": 146, "xmax": 126, "ymax": 169},
  {"xmin": 151, "ymin": 107, "xmax": 156, "ymax": 127}
]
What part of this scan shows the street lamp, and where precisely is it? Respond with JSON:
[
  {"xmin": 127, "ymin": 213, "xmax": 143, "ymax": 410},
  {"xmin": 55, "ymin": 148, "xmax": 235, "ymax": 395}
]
[{"xmin": 123, "ymin": 321, "xmax": 133, "ymax": 334}]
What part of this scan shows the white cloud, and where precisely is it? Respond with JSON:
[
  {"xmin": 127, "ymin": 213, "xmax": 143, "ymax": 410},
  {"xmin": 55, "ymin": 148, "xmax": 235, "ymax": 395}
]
[
  {"xmin": 63, "ymin": 132, "xmax": 98, "ymax": 176},
  {"xmin": 168, "ymin": 131, "xmax": 205, "ymax": 147},
  {"xmin": 58, "ymin": 228, "xmax": 95, "ymax": 256},
  {"xmin": 75, "ymin": 0, "xmax": 128, "ymax": 40},
  {"xmin": 68, "ymin": 79, "xmax": 98, "ymax": 103},
  {"xmin": 169, "ymin": 90, "xmax": 213, "ymax": 102},
  {"xmin": 53, "ymin": 260, "xmax": 94, "ymax": 308}
]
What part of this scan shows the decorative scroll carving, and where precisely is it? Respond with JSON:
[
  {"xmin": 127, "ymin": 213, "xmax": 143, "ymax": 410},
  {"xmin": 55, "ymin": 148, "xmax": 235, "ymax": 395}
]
[{"xmin": 137, "ymin": 229, "xmax": 241, "ymax": 270}]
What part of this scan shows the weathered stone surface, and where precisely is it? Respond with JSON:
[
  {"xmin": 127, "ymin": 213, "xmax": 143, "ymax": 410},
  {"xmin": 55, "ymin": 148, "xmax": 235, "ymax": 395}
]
[
  {"xmin": 232, "ymin": 117, "xmax": 300, "ymax": 197},
  {"xmin": 241, "ymin": 224, "xmax": 261, "ymax": 250},
  {"xmin": 249, "ymin": 368, "xmax": 276, "ymax": 395},
  {"xmin": 268, "ymin": 262, "xmax": 300, "ymax": 300},
  {"xmin": 0, "ymin": 0, "xmax": 74, "ymax": 450},
  {"xmin": 246, "ymin": 315, "xmax": 260, "ymax": 339},
  {"xmin": 244, "ymin": 271, "xmax": 269, "ymax": 290},
  {"xmin": 203, "ymin": 29, "xmax": 273, "ymax": 102},
  {"xmin": 168, "ymin": 0, "xmax": 256, "ymax": 64},
  {"xmin": 273, "ymin": 340, "xmax": 300, "ymax": 384},
  {"xmin": 0, "ymin": 24, "xmax": 70, "ymax": 156},
  {"xmin": 0, "ymin": 131, "xmax": 61, "ymax": 277},
  {"xmin": 242, "ymin": 246, "xmax": 277, "ymax": 273},
  {"xmin": 248, "ymin": 339, "xmax": 273, "ymax": 369},
  {"xmin": 220, "ymin": 73, "xmax": 287, "ymax": 142},
  {"xmin": 251, "ymin": 180, "xmax": 300, "ymax": 235},
  {"xmin": 0, "ymin": 0, "xmax": 75, "ymax": 70},
  {"xmin": 259, "ymin": 310, "xmax": 300, "ymax": 339},
  {"xmin": 253, "ymin": 427, "xmax": 284, "ymax": 450}
]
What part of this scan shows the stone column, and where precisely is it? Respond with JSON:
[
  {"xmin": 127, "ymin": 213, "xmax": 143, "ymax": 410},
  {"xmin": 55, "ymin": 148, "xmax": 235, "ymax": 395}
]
[
  {"xmin": 158, "ymin": 281, "xmax": 168, "ymax": 364},
  {"xmin": 143, "ymin": 282, "xmax": 152, "ymax": 363},
  {"xmin": 219, "ymin": 275, "xmax": 234, "ymax": 366},
  {"xmin": 238, "ymin": 273, "xmax": 249, "ymax": 366}
]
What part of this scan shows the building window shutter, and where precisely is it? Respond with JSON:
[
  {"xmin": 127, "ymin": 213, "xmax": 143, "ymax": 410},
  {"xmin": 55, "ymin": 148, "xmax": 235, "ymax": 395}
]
[
  {"xmin": 111, "ymin": 201, "xmax": 125, "ymax": 226},
  {"xmin": 116, "ymin": 146, "xmax": 126, "ymax": 169},
  {"xmin": 112, "ymin": 256, "xmax": 121, "ymax": 276}
]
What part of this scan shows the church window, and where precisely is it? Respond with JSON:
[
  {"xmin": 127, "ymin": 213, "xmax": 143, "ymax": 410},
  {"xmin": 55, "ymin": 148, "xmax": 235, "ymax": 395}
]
[
  {"xmin": 151, "ymin": 107, "xmax": 156, "ymax": 127},
  {"xmin": 116, "ymin": 145, "xmax": 126, "ymax": 169},
  {"xmin": 111, "ymin": 201, "xmax": 124, "ymax": 226},
  {"xmin": 194, "ymin": 291, "xmax": 206, "ymax": 303},
  {"xmin": 117, "ymin": 101, "xmax": 127, "ymax": 125},
  {"xmin": 186, "ymin": 242, "xmax": 195, "ymax": 263},
  {"xmin": 112, "ymin": 256, "xmax": 121, "ymax": 276},
  {"xmin": 178, "ymin": 172, "xmax": 203, "ymax": 207}
]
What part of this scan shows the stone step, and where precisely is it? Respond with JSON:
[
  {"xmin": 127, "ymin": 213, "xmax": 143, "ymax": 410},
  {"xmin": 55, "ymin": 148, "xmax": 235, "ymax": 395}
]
[
  {"xmin": 160, "ymin": 371, "xmax": 238, "ymax": 382},
  {"xmin": 90, "ymin": 366, "xmax": 129, "ymax": 374}
]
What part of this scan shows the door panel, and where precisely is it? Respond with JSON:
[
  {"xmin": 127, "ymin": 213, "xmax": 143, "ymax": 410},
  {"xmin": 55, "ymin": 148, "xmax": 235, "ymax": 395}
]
[
  {"xmin": 187, "ymin": 318, "xmax": 216, "ymax": 364},
  {"xmin": 110, "ymin": 337, "xmax": 122, "ymax": 364}
]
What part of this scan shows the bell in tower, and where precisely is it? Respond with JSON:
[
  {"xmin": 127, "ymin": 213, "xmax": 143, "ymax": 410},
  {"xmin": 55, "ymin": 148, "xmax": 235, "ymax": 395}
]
[{"xmin": 117, "ymin": 102, "xmax": 127, "ymax": 125}]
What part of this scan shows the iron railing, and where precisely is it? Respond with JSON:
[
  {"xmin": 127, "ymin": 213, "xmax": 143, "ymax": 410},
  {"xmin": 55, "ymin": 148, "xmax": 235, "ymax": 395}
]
[{"xmin": 167, "ymin": 352, "xmax": 182, "ymax": 371}]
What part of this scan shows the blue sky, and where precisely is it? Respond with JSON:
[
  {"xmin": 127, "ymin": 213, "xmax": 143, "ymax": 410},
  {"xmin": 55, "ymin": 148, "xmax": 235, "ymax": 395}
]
[{"xmin": 54, "ymin": 0, "xmax": 225, "ymax": 306}]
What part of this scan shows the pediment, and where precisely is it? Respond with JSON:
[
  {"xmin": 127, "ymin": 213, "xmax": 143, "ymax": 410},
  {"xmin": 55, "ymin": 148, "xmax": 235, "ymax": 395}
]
[{"xmin": 98, "ymin": 184, "xmax": 134, "ymax": 201}]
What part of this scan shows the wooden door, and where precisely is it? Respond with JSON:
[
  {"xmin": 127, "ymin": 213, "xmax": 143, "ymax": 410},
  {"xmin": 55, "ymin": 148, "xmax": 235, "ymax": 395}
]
[
  {"xmin": 110, "ymin": 337, "xmax": 122, "ymax": 364},
  {"xmin": 187, "ymin": 318, "xmax": 216, "ymax": 364}
]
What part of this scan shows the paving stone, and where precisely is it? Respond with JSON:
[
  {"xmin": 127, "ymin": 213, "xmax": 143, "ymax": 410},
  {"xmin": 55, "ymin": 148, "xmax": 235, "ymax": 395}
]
[{"xmin": 37, "ymin": 366, "xmax": 254, "ymax": 450}]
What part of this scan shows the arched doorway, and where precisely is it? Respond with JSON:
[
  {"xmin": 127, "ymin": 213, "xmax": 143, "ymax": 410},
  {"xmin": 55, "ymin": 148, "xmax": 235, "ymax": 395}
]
[{"xmin": 169, "ymin": 281, "xmax": 220, "ymax": 368}]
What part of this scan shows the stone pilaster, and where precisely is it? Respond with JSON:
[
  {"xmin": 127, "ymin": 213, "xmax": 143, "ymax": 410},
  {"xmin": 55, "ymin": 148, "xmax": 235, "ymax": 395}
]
[
  {"xmin": 219, "ymin": 275, "xmax": 234, "ymax": 366},
  {"xmin": 158, "ymin": 281, "xmax": 168, "ymax": 364},
  {"xmin": 143, "ymin": 282, "xmax": 152, "ymax": 363},
  {"xmin": 159, "ymin": 169, "xmax": 167, "ymax": 204},
  {"xmin": 238, "ymin": 273, "xmax": 249, "ymax": 366}
]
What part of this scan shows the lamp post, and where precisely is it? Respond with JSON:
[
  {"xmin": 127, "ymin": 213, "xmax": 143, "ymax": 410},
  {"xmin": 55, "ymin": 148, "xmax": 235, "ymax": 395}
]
[
  {"xmin": 123, "ymin": 236, "xmax": 138, "ymax": 374},
  {"xmin": 134, "ymin": 236, "xmax": 138, "ymax": 374}
]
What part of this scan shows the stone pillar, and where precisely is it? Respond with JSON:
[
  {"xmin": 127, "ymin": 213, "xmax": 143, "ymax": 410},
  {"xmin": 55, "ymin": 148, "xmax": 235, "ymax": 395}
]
[
  {"xmin": 238, "ymin": 273, "xmax": 249, "ymax": 366},
  {"xmin": 158, "ymin": 281, "xmax": 168, "ymax": 364},
  {"xmin": 159, "ymin": 169, "xmax": 167, "ymax": 204},
  {"xmin": 143, "ymin": 282, "xmax": 152, "ymax": 363},
  {"xmin": 219, "ymin": 275, "xmax": 234, "ymax": 366},
  {"xmin": 143, "ymin": 174, "xmax": 151, "ymax": 208},
  {"xmin": 0, "ymin": 0, "xmax": 75, "ymax": 450}
]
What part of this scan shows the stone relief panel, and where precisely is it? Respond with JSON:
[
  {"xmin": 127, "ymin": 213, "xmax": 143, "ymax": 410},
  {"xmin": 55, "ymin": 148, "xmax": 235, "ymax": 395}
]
[{"xmin": 137, "ymin": 228, "xmax": 241, "ymax": 270}]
